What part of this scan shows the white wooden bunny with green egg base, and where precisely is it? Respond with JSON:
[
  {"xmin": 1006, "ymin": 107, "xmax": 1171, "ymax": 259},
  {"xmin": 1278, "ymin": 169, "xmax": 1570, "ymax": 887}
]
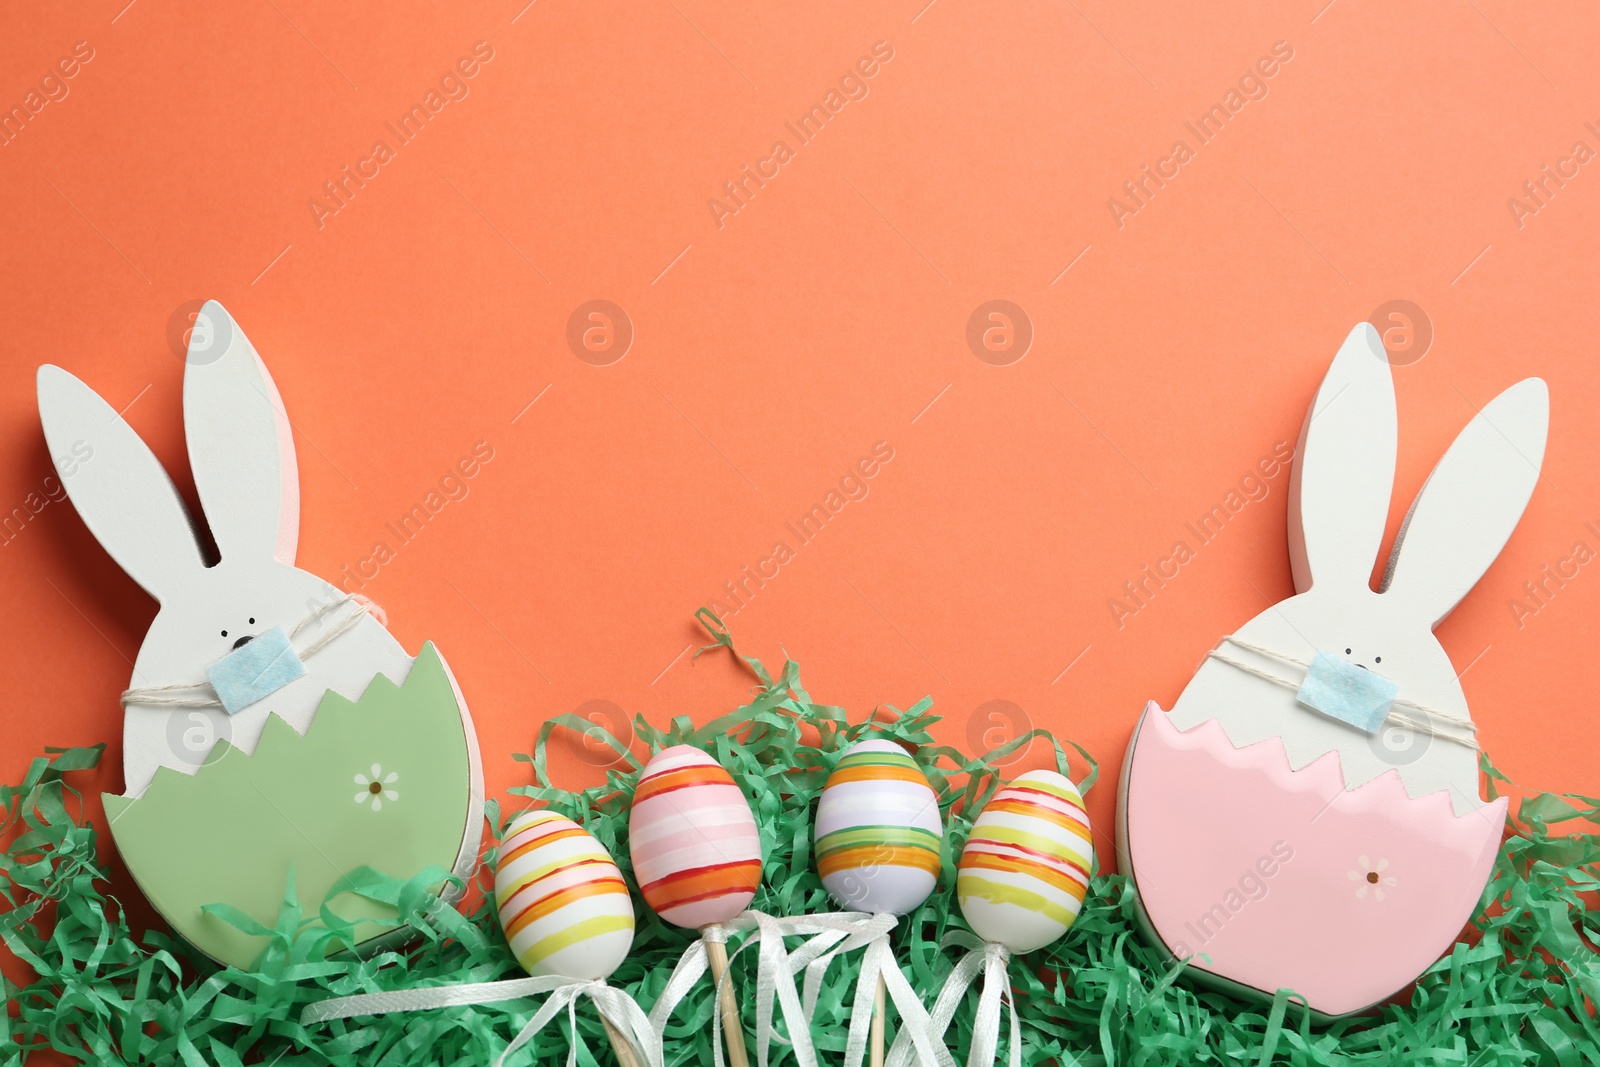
[
  {"xmin": 1116, "ymin": 323, "xmax": 1548, "ymax": 1018},
  {"xmin": 37, "ymin": 301, "xmax": 484, "ymax": 970}
]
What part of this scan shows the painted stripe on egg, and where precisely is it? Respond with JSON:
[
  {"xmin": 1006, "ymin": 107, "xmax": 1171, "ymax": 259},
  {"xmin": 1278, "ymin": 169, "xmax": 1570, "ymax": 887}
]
[
  {"xmin": 517, "ymin": 914, "xmax": 637, "ymax": 967},
  {"xmin": 959, "ymin": 850, "xmax": 1088, "ymax": 895},
  {"xmin": 632, "ymin": 765, "xmax": 742, "ymax": 804},
  {"xmin": 815, "ymin": 825, "xmax": 943, "ymax": 879},
  {"xmin": 983, "ymin": 798, "xmax": 1093, "ymax": 842},
  {"xmin": 498, "ymin": 825, "xmax": 594, "ymax": 870},
  {"xmin": 638, "ymin": 859, "xmax": 764, "ymax": 911},
  {"xmin": 955, "ymin": 876, "xmax": 1079, "ymax": 928},
  {"xmin": 502, "ymin": 877, "xmax": 631, "ymax": 939},
  {"xmin": 499, "ymin": 856, "xmax": 625, "ymax": 913}
]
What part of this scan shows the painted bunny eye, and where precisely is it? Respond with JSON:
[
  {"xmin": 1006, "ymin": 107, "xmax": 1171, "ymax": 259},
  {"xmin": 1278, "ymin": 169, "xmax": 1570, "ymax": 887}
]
[
  {"xmin": 220, "ymin": 630, "xmax": 228, "ymax": 637},
  {"xmin": 1345, "ymin": 647, "xmax": 1352, "ymax": 655},
  {"xmin": 1374, "ymin": 655, "xmax": 1382, "ymax": 664},
  {"xmin": 248, "ymin": 617, "xmax": 256, "ymax": 625}
]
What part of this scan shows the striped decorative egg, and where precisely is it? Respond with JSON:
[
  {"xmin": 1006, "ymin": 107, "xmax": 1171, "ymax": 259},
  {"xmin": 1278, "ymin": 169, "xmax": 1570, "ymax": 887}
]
[
  {"xmin": 628, "ymin": 745, "xmax": 763, "ymax": 929},
  {"xmin": 814, "ymin": 739, "xmax": 943, "ymax": 915},
  {"xmin": 494, "ymin": 811, "xmax": 635, "ymax": 981},
  {"xmin": 956, "ymin": 770, "xmax": 1093, "ymax": 954}
]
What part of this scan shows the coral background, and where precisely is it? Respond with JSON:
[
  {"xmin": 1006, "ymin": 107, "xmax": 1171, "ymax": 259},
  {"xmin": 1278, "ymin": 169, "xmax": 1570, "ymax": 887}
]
[{"xmin": 2, "ymin": 0, "xmax": 1596, "ymax": 988}]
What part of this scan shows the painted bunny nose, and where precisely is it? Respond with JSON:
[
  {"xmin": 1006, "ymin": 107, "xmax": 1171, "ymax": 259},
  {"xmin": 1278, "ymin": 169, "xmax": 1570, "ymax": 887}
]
[{"xmin": 232, "ymin": 634, "xmax": 255, "ymax": 650}]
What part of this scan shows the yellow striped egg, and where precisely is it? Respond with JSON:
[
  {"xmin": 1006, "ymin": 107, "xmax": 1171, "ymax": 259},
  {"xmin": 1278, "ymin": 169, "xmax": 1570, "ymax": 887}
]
[
  {"xmin": 956, "ymin": 770, "xmax": 1093, "ymax": 953},
  {"xmin": 814, "ymin": 740, "xmax": 943, "ymax": 914},
  {"xmin": 494, "ymin": 810, "xmax": 635, "ymax": 980}
]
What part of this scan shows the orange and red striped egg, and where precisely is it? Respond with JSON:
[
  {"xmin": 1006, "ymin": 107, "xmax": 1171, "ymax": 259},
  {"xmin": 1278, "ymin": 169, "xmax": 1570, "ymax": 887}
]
[
  {"xmin": 494, "ymin": 811, "xmax": 635, "ymax": 981},
  {"xmin": 956, "ymin": 770, "xmax": 1093, "ymax": 953},
  {"xmin": 814, "ymin": 739, "xmax": 943, "ymax": 915},
  {"xmin": 628, "ymin": 745, "xmax": 763, "ymax": 929}
]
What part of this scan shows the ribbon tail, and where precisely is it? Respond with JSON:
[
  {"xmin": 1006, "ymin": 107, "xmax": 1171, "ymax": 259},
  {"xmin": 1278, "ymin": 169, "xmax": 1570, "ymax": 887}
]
[
  {"xmin": 647, "ymin": 938, "xmax": 710, "ymax": 1035},
  {"xmin": 1003, "ymin": 973, "xmax": 1021, "ymax": 1067},
  {"xmin": 567, "ymin": 995, "xmax": 582, "ymax": 1067},
  {"xmin": 710, "ymin": 922, "xmax": 767, "ymax": 1066},
  {"xmin": 888, "ymin": 940, "xmax": 986, "ymax": 1067},
  {"xmin": 494, "ymin": 986, "xmax": 581, "ymax": 1067},
  {"xmin": 840, "ymin": 939, "xmax": 882, "ymax": 1067},
  {"xmin": 878, "ymin": 943, "xmax": 956, "ymax": 1067},
  {"xmin": 767, "ymin": 912, "xmax": 875, "ymax": 1029},
  {"xmin": 967, "ymin": 947, "xmax": 1011, "ymax": 1067},
  {"xmin": 752, "ymin": 912, "xmax": 820, "ymax": 1067},
  {"xmin": 592, "ymin": 987, "xmax": 665, "ymax": 1067},
  {"xmin": 787, "ymin": 928, "xmax": 851, "ymax": 1020},
  {"xmin": 303, "ymin": 975, "xmax": 570, "ymax": 1024}
]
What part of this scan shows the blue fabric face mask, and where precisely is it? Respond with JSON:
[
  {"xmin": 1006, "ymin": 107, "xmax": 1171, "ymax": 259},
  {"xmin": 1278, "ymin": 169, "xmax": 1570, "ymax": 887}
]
[
  {"xmin": 206, "ymin": 626, "xmax": 307, "ymax": 714},
  {"xmin": 1296, "ymin": 650, "xmax": 1400, "ymax": 734}
]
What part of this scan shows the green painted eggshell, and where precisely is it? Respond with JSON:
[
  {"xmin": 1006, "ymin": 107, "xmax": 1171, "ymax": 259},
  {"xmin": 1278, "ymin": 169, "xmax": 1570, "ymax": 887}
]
[{"xmin": 102, "ymin": 642, "xmax": 475, "ymax": 969}]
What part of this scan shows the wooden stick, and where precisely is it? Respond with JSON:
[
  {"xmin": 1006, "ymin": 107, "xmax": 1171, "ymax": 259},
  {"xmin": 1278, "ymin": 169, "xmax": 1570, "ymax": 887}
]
[
  {"xmin": 869, "ymin": 973, "xmax": 887, "ymax": 1067},
  {"xmin": 600, "ymin": 1014, "xmax": 643, "ymax": 1067},
  {"xmin": 705, "ymin": 935, "xmax": 751, "ymax": 1067}
]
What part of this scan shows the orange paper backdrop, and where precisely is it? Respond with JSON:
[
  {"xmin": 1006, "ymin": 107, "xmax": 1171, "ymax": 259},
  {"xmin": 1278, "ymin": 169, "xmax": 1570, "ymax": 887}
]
[{"xmin": 2, "ymin": 0, "xmax": 1597, "ymax": 962}]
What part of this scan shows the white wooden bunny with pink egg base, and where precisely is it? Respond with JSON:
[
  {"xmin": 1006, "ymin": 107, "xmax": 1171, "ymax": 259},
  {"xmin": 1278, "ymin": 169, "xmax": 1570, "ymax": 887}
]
[
  {"xmin": 1116, "ymin": 323, "xmax": 1548, "ymax": 1017},
  {"xmin": 37, "ymin": 302, "xmax": 484, "ymax": 970}
]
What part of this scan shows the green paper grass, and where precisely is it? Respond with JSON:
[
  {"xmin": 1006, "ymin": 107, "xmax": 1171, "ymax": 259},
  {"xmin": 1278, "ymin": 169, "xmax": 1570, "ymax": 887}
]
[{"xmin": 2, "ymin": 613, "xmax": 1597, "ymax": 1066}]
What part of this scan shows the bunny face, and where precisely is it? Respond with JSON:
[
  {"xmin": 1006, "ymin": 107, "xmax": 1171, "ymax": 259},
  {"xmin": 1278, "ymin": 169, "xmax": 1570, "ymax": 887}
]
[
  {"xmin": 1172, "ymin": 586, "xmax": 1480, "ymax": 810},
  {"xmin": 38, "ymin": 302, "xmax": 446, "ymax": 797},
  {"xmin": 127, "ymin": 556, "xmax": 413, "ymax": 796},
  {"xmin": 147, "ymin": 560, "xmax": 332, "ymax": 663}
]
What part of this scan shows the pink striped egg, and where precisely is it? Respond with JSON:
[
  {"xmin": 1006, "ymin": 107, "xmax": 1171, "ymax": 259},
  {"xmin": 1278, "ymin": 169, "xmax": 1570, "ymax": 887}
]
[
  {"xmin": 494, "ymin": 811, "xmax": 635, "ymax": 980},
  {"xmin": 628, "ymin": 745, "xmax": 763, "ymax": 929}
]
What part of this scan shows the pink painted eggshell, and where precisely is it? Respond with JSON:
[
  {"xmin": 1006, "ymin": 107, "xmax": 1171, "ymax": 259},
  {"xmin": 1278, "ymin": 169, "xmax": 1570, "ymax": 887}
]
[{"xmin": 1124, "ymin": 706, "xmax": 1506, "ymax": 1015}]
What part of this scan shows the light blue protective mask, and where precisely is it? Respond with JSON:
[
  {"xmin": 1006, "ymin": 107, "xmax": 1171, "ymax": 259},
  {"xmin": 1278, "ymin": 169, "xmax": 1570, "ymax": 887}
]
[
  {"xmin": 205, "ymin": 626, "xmax": 307, "ymax": 714},
  {"xmin": 1296, "ymin": 651, "xmax": 1400, "ymax": 734}
]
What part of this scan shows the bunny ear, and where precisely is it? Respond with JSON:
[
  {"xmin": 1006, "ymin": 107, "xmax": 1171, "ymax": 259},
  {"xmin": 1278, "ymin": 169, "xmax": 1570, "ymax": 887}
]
[
  {"xmin": 182, "ymin": 301, "xmax": 300, "ymax": 566},
  {"xmin": 36, "ymin": 365, "xmax": 205, "ymax": 601},
  {"xmin": 1381, "ymin": 377, "xmax": 1549, "ymax": 627},
  {"xmin": 1286, "ymin": 323, "xmax": 1398, "ymax": 594}
]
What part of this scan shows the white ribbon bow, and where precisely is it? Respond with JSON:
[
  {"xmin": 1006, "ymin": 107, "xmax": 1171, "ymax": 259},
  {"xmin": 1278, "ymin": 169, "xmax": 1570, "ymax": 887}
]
[
  {"xmin": 784, "ymin": 912, "xmax": 954, "ymax": 1067},
  {"xmin": 887, "ymin": 931, "xmax": 1018, "ymax": 1067},
  {"xmin": 651, "ymin": 912, "xmax": 821, "ymax": 1067},
  {"xmin": 650, "ymin": 910, "xmax": 950, "ymax": 1067},
  {"xmin": 301, "ymin": 973, "xmax": 662, "ymax": 1067}
]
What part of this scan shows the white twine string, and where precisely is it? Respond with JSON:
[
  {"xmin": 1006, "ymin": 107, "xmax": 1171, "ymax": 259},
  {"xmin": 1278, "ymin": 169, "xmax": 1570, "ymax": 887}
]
[
  {"xmin": 1206, "ymin": 636, "xmax": 1480, "ymax": 750},
  {"xmin": 119, "ymin": 594, "xmax": 382, "ymax": 709},
  {"xmin": 887, "ymin": 931, "xmax": 1015, "ymax": 1067},
  {"xmin": 300, "ymin": 973, "xmax": 662, "ymax": 1067}
]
